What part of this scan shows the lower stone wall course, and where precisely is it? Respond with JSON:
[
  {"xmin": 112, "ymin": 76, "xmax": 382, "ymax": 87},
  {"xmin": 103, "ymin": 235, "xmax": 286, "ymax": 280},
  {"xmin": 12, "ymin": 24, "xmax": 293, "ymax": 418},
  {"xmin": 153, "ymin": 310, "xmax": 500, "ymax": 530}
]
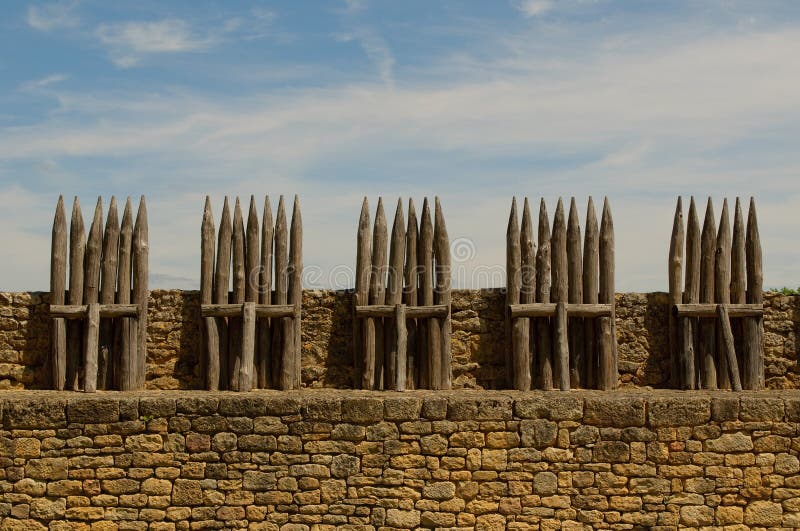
[{"xmin": 0, "ymin": 390, "xmax": 798, "ymax": 529}]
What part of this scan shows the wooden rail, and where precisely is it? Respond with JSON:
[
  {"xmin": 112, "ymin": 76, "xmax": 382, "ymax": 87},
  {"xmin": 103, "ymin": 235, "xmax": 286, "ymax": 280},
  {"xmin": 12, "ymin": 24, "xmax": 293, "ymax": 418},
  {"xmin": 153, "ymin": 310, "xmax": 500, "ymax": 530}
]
[{"xmin": 668, "ymin": 196, "xmax": 763, "ymax": 390}]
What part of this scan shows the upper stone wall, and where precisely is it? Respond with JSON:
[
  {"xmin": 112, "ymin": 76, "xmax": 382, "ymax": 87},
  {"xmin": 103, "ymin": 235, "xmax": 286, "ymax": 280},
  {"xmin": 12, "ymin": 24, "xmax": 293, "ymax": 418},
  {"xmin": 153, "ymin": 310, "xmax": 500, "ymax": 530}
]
[{"xmin": 0, "ymin": 290, "xmax": 797, "ymax": 390}]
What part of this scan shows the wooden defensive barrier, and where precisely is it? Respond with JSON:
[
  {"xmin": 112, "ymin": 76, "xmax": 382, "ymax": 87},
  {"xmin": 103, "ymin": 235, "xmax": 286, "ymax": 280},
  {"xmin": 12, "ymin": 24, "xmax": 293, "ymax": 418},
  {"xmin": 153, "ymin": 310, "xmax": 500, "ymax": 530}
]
[
  {"xmin": 49, "ymin": 195, "xmax": 148, "ymax": 392},
  {"xmin": 668, "ymin": 197, "xmax": 763, "ymax": 390},
  {"xmin": 506, "ymin": 197, "xmax": 616, "ymax": 391},
  {"xmin": 354, "ymin": 197, "xmax": 451, "ymax": 390},
  {"xmin": 201, "ymin": 195, "xmax": 302, "ymax": 391}
]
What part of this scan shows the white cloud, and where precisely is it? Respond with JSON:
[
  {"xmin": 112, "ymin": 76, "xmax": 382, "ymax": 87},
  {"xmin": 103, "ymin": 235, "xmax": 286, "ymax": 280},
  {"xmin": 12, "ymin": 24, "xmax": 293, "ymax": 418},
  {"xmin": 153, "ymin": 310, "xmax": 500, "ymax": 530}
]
[
  {"xmin": 96, "ymin": 19, "xmax": 211, "ymax": 54},
  {"xmin": 19, "ymin": 73, "xmax": 69, "ymax": 91},
  {"xmin": 27, "ymin": 1, "xmax": 80, "ymax": 31},
  {"xmin": 514, "ymin": 0, "xmax": 554, "ymax": 17}
]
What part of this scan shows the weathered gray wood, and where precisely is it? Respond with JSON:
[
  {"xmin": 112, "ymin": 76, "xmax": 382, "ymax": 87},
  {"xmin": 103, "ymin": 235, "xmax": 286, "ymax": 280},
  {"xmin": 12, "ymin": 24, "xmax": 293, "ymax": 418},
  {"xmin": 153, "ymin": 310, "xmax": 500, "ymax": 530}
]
[
  {"xmin": 246, "ymin": 196, "xmax": 260, "ymax": 303},
  {"xmin": 520, "ymin": 198, "xmax": 535, "ymax": 390},
  {"xmin": 506, "ymin": 198, "xmax": 524, "ymax": 390},
  {"xmin": 50, "ymin": 304, "xmax": 139, "ymax": 318},
  {"xmin": 229, "ymin": 198, "xmax": 246, "ymax": 391},
  {"xmin": 583, "ymin": 197, "xmax": 598, "ymax": 389},
  {"xmin": 682, "ymin": 197, "xmax": 700, "ymax": 389},
  {"xmin": 715, "ymin": 199, "xmax": 732, "ymax": 389},
  {"xmin": 434, "ymin": 197, "xmax": 451, "ymax": 390},
  {"xmin": 551, "ymin": 199, "xmax": 569, "ymax": 391},
  {"xmin": 699, "ymin": 197, "xmax": 717, "ymax": 389},
  {"xmin": 202, "ymin": 304, "xmax": 294, "ymax": 318},
  {"xmin": 84, "ymin": 197, "xmax": 103, "ymax": 305},
  {"xmin": 356, "ymin": 305, "xmax": 448, "ymax": 319},
  {"xmin": 675, "ymin": 304, "xmax": 763, "ymax": 317},
  {"xmin": 83, "ymin": 303, "xmax": 100, "ymax": 393},
  {"xmin": 355, "ymin": 197, "xmax": 371, "ymax": 389},
  {"xmin": 257, "ymin": 196, "xmax": 273, "ymax": 389},
  {"xmin": 115, "ymin": 198, "xmax": 133, "ymax": 391},
  {"xmin": 131, "ymin": 196, "xmax": 148, "ymax": 390},
  {"xmin": 284, "ymin": 195, "xmax": 303, "ymax": 390},
  {"xmin": 743, "ymin": 197, "xmax": 764, "ymax": 390},
  {"xmin": 272, "ymin": 196, "xmax": 287, "ymax": 389},
  {"xmin": 367, "ymin": 198, "xmax": 388, "ymax": 389},
  {"xmin": 214, "ymin": 198, "xmax": 232, "ymax": 389},
  {"xmin": 418, "ymin": 198, "xmax": 435, "ymax": 389},
  {"xmin": 668, "ymin": 197, "xmax": 684, "ymax": 388},
  {"xmin": 535, "ymin": 199, "xmax": 553, "ymax": 389},
  {"xmin": 598, "ymin": 197, "xmax": 616, "ymax": 390},
  {"xmin": 98, "ymin": 197, "xmax": 119, "ymax": 390},
  {"xmin": 717, "ymin": 304, "xmax": 742, "ymax": 391},
  {"xmin": 240, "ymin": 302, "xmax": 256, "ymax": 392},
  {"xmin": 509, "ymin": 303, "xmax": 612, "ymax": 318},
  {"xmin": 67, "ymin": 197, "xmax": 85, "ymax": 391},
  {"xmin": 567, "ymin": 197, "xmax": 583, "ymax": 388},
  {"xmin": 384, "ymin": 199, "xmax": 405, "ymax": 389},
  {"xmin": 51, "ymin": 196, "xmax": 67, "ymax": 390},
  {"xmin": 395, "ymin": 304, "xmax": 407, "ymax": 391},
  {"xmin": 404, "ymin": 199, "xmax": 418, "ymax": 390},
  {"xmin": 730, "ymin": 197, "xmax": 746, "ymax": 391},
  {"xmin": 201, "ymin": 196, "xmax": 220, "ymax": 391}
]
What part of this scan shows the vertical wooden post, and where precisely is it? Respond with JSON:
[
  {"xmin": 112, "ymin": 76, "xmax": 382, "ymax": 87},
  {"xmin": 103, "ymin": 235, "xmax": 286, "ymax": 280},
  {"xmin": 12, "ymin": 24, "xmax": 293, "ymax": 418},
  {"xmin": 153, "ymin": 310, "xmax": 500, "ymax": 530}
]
[
  {"xmin": 598, "ymin": 198, "xmax": 616, "ymax": 390},
  {"xmin": 520, "ymin": 198, "xmax": 535, "ymax": 390},
  {"xmin": 582, "ymin": 197, "xmax": 598, "ymax": 389},
  {"xmin": 567, "ymin": 197, "xmax": 583, "ymax": 388},
  {"xmin": 229, "ymin": 198, "xmax": 246, "ymax": 391},
  {"xmin": 418, "ymin": 198, "xmax": 435, "ymax": 389},
  {"xmin": 668, "ymin": 197, "xmax": 684, "ymax": 388},
  {"xmin": 535, "ymin": 199, "xmax": 553, "ymax": 389},
  {"xmin": 201, "ymin": 196, "xmax": 219, "ymax": 391},
  {"xmin": 404, "ymin": 199, "xmax": 418, "ymax": 389},
  {"xmin": 355, "ymin": 198, "xmax": 371, "ymax": 389},
  {"xmin": 67, "ymin": 197, "xmax": 85, "ymax": 391},
  {"xmin": 715, "ymin": 199, "xmax": 732, "ymax": 389},
  {"xmin": 132, "ymin": 196, "xmax": 148, "ymax": 390},
  {"xmin": 699, "ymin": 197, "xmax": 717, "ymax": 389},
  {"xmin": 258, "ymin": 196, "xmax": 273, "ymax": 389},
  {"xmin": 551, "ymin": 198, "xmax": 569, "ymax": 390},
  {"xmin": 384, "ymin": 199, "xmax": 406, "ymax": 389},
  {"xmin": 272, "ymin": 197, "xmax": 287, "ymax": 389},
  {"xmin": 368, "ymin": 198, "xmax": 388, "ymax": 389},
  {"xmin": 240, "ymin": 302, "xmax": 256, "ymax": 392},
  {"xmin": 682, "ymin": 197, "xmax": 700, "ymax": 389},
  {"xmin": 215, "ymin": 198, "xmax": 232, "ymax": 389},
  {"xmin": 83, "ymin": 198, "xmax": 103, "ymax": 391},
  {"xmin": 83, "ymin": 303, "xmax": 100, "ymax": 393},
  {"xmin": 285, "ymin": 195, "xmax": 303, "ymax": 390},
  {"xmin": 434, "ymin": 197, "xmax": 451, "ymax": 390},
  {"xmin": 51, "ymin": 196, "xmax": 67, "ymax": 390},
  {"xmin": 243, "ymin": 196, "xmax": 260, "ymax": 390},
  {"xmin": 116, "ymin": 198, "xmax": 133, "ymax": 391},
  {"xmin": 99, "ymin": 197, "xmax": 119, "ymax": 390},
  {"xmin": 731, "ymin": 198, "xmax": 746, "ymax": 385},
  {"xmin": 506, "ymin": 199, "xmax": 523, "ymax": 389},
  {"xmin": 743, "ymin": 197, "xmax": 764, "ymax": 390},
  {"xmin": 395, "ymin": 304, "xmax": 407, "ymax": 391},
  {"xmin": 717, "ymin": 304, "xmax": 742, "ymax": 391}
]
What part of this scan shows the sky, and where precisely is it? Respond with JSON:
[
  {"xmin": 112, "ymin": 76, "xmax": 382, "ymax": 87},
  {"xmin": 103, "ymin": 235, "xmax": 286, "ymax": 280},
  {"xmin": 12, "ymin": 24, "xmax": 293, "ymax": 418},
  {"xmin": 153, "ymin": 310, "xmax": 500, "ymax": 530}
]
[{"xmin": 1, "ymin": 0, "xmax": 799, "ymax": 292}]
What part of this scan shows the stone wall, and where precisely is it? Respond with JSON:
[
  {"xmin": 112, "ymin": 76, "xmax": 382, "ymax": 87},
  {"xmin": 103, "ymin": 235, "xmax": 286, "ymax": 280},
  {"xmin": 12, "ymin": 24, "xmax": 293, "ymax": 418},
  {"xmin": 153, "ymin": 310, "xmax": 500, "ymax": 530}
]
[
  {"xmin": 0, "ymin": 390, "xmax": 799, "ymax": 529},
  {"xmin": 0, "ymin": 290, "xmax": 797, "ymax": 391}
]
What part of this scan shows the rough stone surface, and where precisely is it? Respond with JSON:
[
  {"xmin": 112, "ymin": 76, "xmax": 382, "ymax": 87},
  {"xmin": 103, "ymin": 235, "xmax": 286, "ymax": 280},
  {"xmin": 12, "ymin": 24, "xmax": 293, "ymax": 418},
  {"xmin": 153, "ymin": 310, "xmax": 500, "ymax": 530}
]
[
  {"xmin": 0, "ymin": 390, "xmax": 794, "ymax": 528},
  {"xmin": 1, "ymin": 290, "xmax": 798, "ymax": 390}
]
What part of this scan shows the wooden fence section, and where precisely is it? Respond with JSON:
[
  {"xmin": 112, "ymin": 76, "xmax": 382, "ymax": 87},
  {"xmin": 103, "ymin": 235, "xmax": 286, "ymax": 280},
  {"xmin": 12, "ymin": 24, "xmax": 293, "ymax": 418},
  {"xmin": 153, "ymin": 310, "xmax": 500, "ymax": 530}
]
[
  {"xmin": 668, "ymin": 197, "xmax": 763, "ymax": 391},
  {"xmin": 49, "ymin": 195, "xmax": 148, "ymax": 392},
  {"xmin": 506, "ymin": 197, "xmax": 616, "ymax": 391},
  {"xmin": 201, "ymin": 195, "xmax": 302, "ymax": 392},
  {"xmin": 354, "ymin": 197, "xmax": 451, "ymax": 391}
]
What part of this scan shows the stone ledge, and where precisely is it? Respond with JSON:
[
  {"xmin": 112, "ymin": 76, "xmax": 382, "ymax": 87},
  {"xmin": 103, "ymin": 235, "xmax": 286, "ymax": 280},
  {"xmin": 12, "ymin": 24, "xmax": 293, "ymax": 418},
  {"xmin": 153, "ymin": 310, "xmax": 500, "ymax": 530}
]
[{"xmin": 1, "ymin": 389, "xmax": 798, "ymax": 428}]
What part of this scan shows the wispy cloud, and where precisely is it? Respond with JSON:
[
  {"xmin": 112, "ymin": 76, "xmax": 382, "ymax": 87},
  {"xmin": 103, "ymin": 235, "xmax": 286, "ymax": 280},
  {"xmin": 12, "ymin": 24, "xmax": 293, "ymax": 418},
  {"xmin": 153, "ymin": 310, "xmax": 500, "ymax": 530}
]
[
  {"xmin": 96, "ymin": 19, "xmax": 211, "ymax": 67},
  {"xmin": 27, "ymin": 1, "xmax": 80, "ymax": 31},
  {"xmin": 19, "ymin": 73, "xmax": 69, "ymax": 91},
  {"xmin": 513, "ymin": 0, "xmax": 554, "ymax": 17}
]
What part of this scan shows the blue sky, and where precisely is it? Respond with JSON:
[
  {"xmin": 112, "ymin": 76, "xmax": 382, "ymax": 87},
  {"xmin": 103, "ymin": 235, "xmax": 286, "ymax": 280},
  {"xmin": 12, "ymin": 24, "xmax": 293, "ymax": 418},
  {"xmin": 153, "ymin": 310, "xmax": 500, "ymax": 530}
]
[{"xmin": 1, "ymin": 0, "xmax": 800, "ymax": 291}]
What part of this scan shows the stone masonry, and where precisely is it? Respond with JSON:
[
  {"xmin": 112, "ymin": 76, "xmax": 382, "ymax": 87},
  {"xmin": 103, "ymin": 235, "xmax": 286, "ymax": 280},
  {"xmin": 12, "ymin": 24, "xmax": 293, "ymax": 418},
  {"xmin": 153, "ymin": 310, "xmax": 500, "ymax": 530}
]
[
  {"xmin": 0, "ymin": 390, "xmax": 799, "ymax": 529},
  {"xmin": 0, "ymin": 290, "xmax": 797, "ymax": 391}
]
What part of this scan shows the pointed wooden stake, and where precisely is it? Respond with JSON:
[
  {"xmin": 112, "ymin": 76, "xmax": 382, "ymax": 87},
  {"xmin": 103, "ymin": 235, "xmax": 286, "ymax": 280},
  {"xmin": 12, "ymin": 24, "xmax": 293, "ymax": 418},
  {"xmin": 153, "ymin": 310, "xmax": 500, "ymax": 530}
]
[
  {"xmin": 598, "ymin": 197, "xmax": 616, "ymax": 390},
  {"xmin": 51, "ymin": 196, "xmax": 67, "ymax": 390},
  {"xmin": 67, "ymin": 197, "xmax": 86, "ymax": 391},
  {"xmin": 404, "ymin": 199, "xmax": 418, "ymax": 389},
  {"xmin": 567, "ymin": 197, "xmax": 583, "ymax": 388},
  {"xmin": 355, "ymin": 197, "xmax": 371, "ymax": 389},
  {"xmin": 418, "ymin": 198, "xmax": 435, "ymax": 389},
  {"xmin": 434, "ymin": 197, "xmax": 451, "ymax": 390},
  {"xmin": 201, "ymin": 196, "xmax": 219, "ymax": 390},
  {"xmin": 272, "ymin": 196, "xmax": 287, "ymax": 389},
  {"xmin": 715, "ymin": 199, "xmax": 732, "ymax": 389},
  {"xmin": 98, "ymin": 197, "xmax": 119, "ymax": 390},
  {"xmin": 699, "ymin": 197, "xmax": 717, "ymax": 389},
  {"xmin": 743, "ymin": 197, "xmax": 764, "ymax": 390},
  {"xmin": 229, "ymin": 198, "xmax": 246, "ymax": 391},
  {"xmin": 367, "ymin": 198, "xmax": 388, "ymax": 389},
  {"xmin": 551, "ymin": 198, "xmax": 569, "ymax": 390},
  {"xmin": 131, "ymin": 196, "xmax": 148, "ymax": 390},
  {"xmin": 116, "ymin": 198, "xmax": 133, "ymax": 391},
  {"xmin": 535, "ymin": 198, "xmax": 553, "ymax": 389},
  {"xmin": 284, "ymin": 195, "xmax": 303, "ymax": 390},
  {"xmin": 385, "ymin": 198, "xmax": 406, "ymax": 390},
  {"xmin": 583, "ymin": 197, "xmax": 599, "ymax": 389},
  {"xmin": 257, "ymin": 196, "xmax": 274, "ymax": 389},
  {"xmin": 668, "ymin": 197, "xmax": 684, "ymax": 388}
]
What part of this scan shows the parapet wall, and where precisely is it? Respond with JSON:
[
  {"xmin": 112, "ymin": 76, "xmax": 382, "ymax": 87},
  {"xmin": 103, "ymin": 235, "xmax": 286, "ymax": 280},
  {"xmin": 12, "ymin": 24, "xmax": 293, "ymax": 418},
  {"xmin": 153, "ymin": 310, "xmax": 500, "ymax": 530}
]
[
  {"xmin": 0, "ymin": 390, "xmax": 798, "ymax": 529},
  {"xmin": 0, "ymin": 290, "xmax": 797, "ymax": 391}
]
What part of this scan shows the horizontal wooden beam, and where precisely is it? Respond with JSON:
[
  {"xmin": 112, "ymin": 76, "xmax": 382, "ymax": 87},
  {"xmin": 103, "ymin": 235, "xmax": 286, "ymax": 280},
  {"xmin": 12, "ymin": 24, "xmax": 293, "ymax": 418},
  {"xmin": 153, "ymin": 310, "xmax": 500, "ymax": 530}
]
[
  {"xmin": 49, "ymin": 304, "xmax": 139, "ymax": 319},
  {"xmin": 674, "ymin": 303, "xmax": 763, "ymax": 318},
  {"xmin": 355, "ymin": 304, "xmax": 449, "ymax": 319},
  {"xmin": 509, "ymin": 303, "xmax": 613, "ymax": 318},
  {"xmin": 201, "ymin": 303, "xmax": 296, "ymax": 319}
]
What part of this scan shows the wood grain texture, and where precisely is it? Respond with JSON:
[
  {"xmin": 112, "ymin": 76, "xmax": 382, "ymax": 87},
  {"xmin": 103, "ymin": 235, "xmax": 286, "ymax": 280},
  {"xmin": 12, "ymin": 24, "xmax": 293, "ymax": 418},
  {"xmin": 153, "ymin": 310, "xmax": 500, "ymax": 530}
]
[
  {"xmin": 567, "ymin": 197, "xmax": 583, "ymax": 388},
  {"xmin": 67, "ymin": 197, "xmax": 85, "ymax": 391},
  {"xmin": 98, "ymin": 197, "xmax": 119, "ymax": 390},
  {"xmin": 668, "ymin": 197, "xmax": 684, "ymax": 388},
  {"xmin": 285, "ymin": 195, "xmax": 303, "ymax": 390},
  {"xmin": 50, "ymin": 196, "xmax": 67, "ymax": 390},
  {"xmin": 535, "ymin": 199, "xmax": 553, "ymax": 389},
  {"xmin": 115, "ymin": 198, "xmax": 133, "ymax": 391},
  {"xmin": 418, "ymin": 198, "xmax": 435, "ymax": 389},
  {"xmin": 355, "ymin": 198, "xmax": 371, "ymax": 389},
  {"xmin": 214, "ymin": 198, "xmax": 232, "ymax": 389},
  {"xmin": 598, "ymin": 198, "xmax": 616, "ymax": 390},
  {"xmin": 699, "ymin": 197, "xmax": 717, "ymax": 389},
  {"xmin": 519, "ymin": 198, "xmax": 535, "ymax": 391},
  {"xmin": 506, "ymin": 198, "xmax": 524, "ymax": 390},
  {"xmin": 743, "ymin": 197, "xmax": 764, "ymax": 390},
  {"xmin": 131, "ymin": 196, "xmax": 148, "ymax": 390},
  {"xmin": 715, "ymin": 199, "xmax": 732, "ymax": 389},
  {"xmin": 717, "ymin": 304, "xmax": 742, "ymax": 391},
  {"xmin": 434, "ymin": 197, "xmax": 452, "ymax": 390},
  {"xmin": 257, "ymin": 196, "xmax": 273, "ymax": 389},
  {"xmin": 682, "ymin": 197, "xmax": 700, "ymax": 389},
  {"xmin": 583, "ymin": 197, "xmax": 598, "ymax": 389},
  {"xmin": 403, "ymin": 199, "xmax": 418, "ymax": 389},
  {"xmin": 201, "ymin": 196, "xmax": 219, "ymax": 390},
  {"xmin": 384, "ymin": 198, "xmax": 405, "ymax": 390},
  {"xmin": 368, "ymin": 198, "xmax": 388, "ymax": 389},
  {"xmin": 229, "ymin": 198, "xmax": 246, "ymax": 391},
  {"xmin": 83, "ymin": 303, "xmax": 100, "ymax": 393}
]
